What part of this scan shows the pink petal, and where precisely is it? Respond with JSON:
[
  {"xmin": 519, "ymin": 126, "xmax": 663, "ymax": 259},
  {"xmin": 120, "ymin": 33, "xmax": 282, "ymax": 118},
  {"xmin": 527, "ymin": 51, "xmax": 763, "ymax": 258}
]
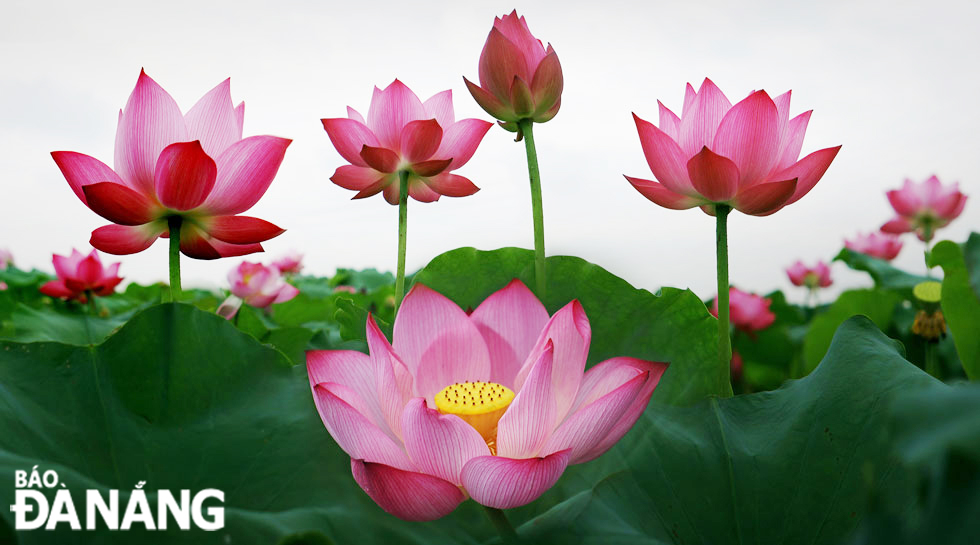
[
  {"xmin": 351, "ymin": 459, "xmax": 464, "ymax": 522},
  {"xmin": 360, "ymin": 145, "xmax": 400, "ymax": 173},
  {"xmin": 90, "ymin": 224, "xmax": 164, "ymax": 255},
  {"xmin": 886, "ymin": 187, "xmax": 922, "ymax": 217},
  {"xmin": 530, "ymin": 50, "xmax": 563, "ymax": 116},
  {"xmin": 51, "ymin": 151, "xmax": 130, "ymax": 204},
  {"xmin": 460, "ymin": 449, "xmax": 571, "ymax": 509},
  {"xmin": 657, "ymin": 100, "xmax": 681, "ymax": 140},
  {"xmin": 464, "ymin": 77, "xmax": 512, "ymax": 121},
  {"xmin": 183, "ymin": 78, "xmax": 240, "ymax": 157},
  {"xmin": 40, "ymin": 280, "xmax": 74, "ymax": 299},
  {"xmin": 81, "ymin": 182, "xmax": 158, "ymax": 225},
  {"xmin": 346, "ymin": 106, "xmax": 366, "ymax": 125},
  {"xmin": 321, "ymin": 117, "xmax": 380, "ymax": 168},
  {"xmin": 154, "ymin": 141, "xmax": 217, "ymax": 211},
  {"xmin": 206, "ymin": 215, "xmax": 285, "ymax": 244},
  {"xmin": 573, "ymin": 358, "xmax": 667, "ymax": 463},
  {"xmin": 434, "ymin": 119, "xmax": 493, "ymax": 170},
  {"xmin": 400, "ymin": 398, "xmax": 491, "ymax": 485},
  {"xmin": 633, "ymin": 114, "xmax": 694, "ymax": 194},
  {"xmin": 422, "ymin": 90, "xmax": 454, "ymax": 129},
  {"xmin": 208, "ymin": 239, "xmax": 264, "ymax": 258},
  {"xmin": 881, "ymin": 217, "xmax": 912, "ymax": 234},
  {"xmin": 52, "ymin": 252, "xmax": 82, "ymax": 279},
  {"xmin": 423, "ymin": 173, "xmax": 480, "ymax": 198},
  {"xmin": 366, "ymin": 80, "xmax": 425, "ymax": 150},
  {"xmin": 772, "ymin": 90, "xmax": 792, "ymax": 142},
  {"xmin": 234, "ymin": 102, "xmax": 245, "ymax": 137},
  {"xmin": 382, "ymin": 183, "xmax": 401, "ymax": 205},
  {"xmin": 624, "ymin": 176, "xmax": 700, "ymax": 210},
  {"xmin": 407, "ymin": 181, "xmax": 442, "ymax": 203},
  {"xmin": 686, "ymin": 147, "xmax": 740, "ymax": 202},
  {"xmin": 935, "ymin": 192, "xmax": 966, "ymax": 220},
  {"xmin": 509, "ymin": 75, "xmax": 535, "ymax": 118},
  {"xmin": 75, "ymin": 253, "xmax": 103, "ymax": 285},
  {"xmin": 678, "ymin": 78, "xmax": 731, "ymax": 158},
  {"xmin": 178, "ymin": 226, "xmax": 222, "ymax": 260},
  {"xmin": 478, "ymin": 28, "xmax": 529, "ymax": 100},
  {"xmin": 367, "ymin": 315, "xmax": 414, "ymax": 441},
  {"xmin": 773, "ymin": 145, "xmax": 842, "ymax": 205},
  {"xmin": 307, "ymin": 349, "xmax": 392, "ymax": 437},
  {"xmin": 312, "ymin": 383, "xmax": 413, "ymax": 470},
  {"xmin": 775, "ymin": 110, "xmax": 811, "ymax": 172},
  {"xmin": 732, "ymin": 178, "xmax": 797, "ymax": 216},
  {"xmin": 712, "ymin": 90, "xmax": 780, "ymax": 187},
  {"xmin": 353, "ymin": 176, "xmax": 392, "ymax": 200},
  {"xmin": 201, "ymin": 135, "xmax": 292, "ymax": 215},
  {"xmin": 681, "ymin": 82, "xmax": 697, "ymax": 117},
  {"xmin": 497, "ymin": 342, "xmax": 556, "ymax": 459},
  {"xmin": 272, "ymin": 283, "xmax": 298, "ymax": 303},
  {"xmin": 470, "ymin": 279, "xmax": 550, "ymax": 388},
  {"xmin": 394, "ymin": 284, "xmax": 491, "ymax": 402},
  {"xmin": 331, "ymin": 165, "xmax": 386, "ymax": 191},
  {"xmin": 400, "ymin": 119, "xmax": 442, "ymax": 163},
  {"xmin": 114, "ymin": 70, "xmax": 188, "ymax": 195},
  {"xmin": 412, "ymin": 159, "xmax": 452, "ymax": 178},
  {"xmin": 494, "ymin": 12, "xmax": 548, "ymax": 71}
]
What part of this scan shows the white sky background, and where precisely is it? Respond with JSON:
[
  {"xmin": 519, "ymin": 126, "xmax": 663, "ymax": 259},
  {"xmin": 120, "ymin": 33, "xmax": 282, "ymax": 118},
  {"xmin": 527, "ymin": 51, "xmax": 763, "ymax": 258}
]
[{"xmin": 1, "ymin": 0, "xmax": 978, "ymax": 302}]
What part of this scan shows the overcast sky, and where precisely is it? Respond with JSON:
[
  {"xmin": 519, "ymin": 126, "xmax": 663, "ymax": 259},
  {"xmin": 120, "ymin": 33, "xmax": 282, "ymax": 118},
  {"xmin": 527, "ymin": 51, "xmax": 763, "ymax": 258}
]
[{"xmin": 2, "ymin": 0, "xmax": 977, "ymax": 302}]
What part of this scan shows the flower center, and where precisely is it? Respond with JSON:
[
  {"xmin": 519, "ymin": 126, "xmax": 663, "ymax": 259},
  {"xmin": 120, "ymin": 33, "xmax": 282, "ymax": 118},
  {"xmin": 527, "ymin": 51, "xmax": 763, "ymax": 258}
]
[{"xmin": 434, "ymin": 381, "xmax": 515, "ymax": 454}]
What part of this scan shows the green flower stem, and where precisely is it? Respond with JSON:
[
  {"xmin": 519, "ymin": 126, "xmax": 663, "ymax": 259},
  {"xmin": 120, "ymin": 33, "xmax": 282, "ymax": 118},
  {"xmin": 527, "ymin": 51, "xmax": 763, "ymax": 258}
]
[
  {"xmin": 394, "ymin": 170, "xmax": 409, "ymax": 315},
  {"xmin": 168, "ymin": 216, "xmax": 182, "ymax": 302},
  {"xmin": 924, "ymin": 238, "xmax": 933, "ymax": 278},
  {"xmin": 483, "ymin": 505, "xmax": 519, "ymax": 543},
  {"xmin": 715, "ymin": 205, "xmax": 733, "ymax": 381},
  {"xmin": 925, "ymin": 342, "xmax": 939, "ymax": 378},
  {"xmin": 85, "ymin": 290, "xmax": 98, "ymax": 315},
  {"xmin": 518, "ymin": 119, "xmax": 546, "ymax": 297}
]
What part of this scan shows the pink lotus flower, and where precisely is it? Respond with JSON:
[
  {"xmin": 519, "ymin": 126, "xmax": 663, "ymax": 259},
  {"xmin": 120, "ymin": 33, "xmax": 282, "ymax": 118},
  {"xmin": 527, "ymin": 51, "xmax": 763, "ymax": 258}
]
[
  {"xmin": 39, "ymin": 249, "xmax": 122, "ymax": 302},
  {"xmin": 845, "ymin": 231, "xmax": 903, "ymax": 261},
  {"xmin": 626, "ymin": 78, "xmax": 841, "ymax": 216},
  {"xmin": 786, "ymin": 260, "xmax": 832, "ymax": 288},
  {"xmin": 228, "ymin": 262, "xmax": 298, "ymax": 308},
  {"xmin": 464, "ymin": 10, "xmax": 563, "ymax": 130},
  {"xmin": 0, "ymin": 248, "xmax": 12, "ymax": 269},
  {"xmin": 307, "ymin": 281, "xmax": 666, "ymax": 520},
  {"xmin": 51, "ymin": 70, "xmax": 291, "ymax": 259},
  {"xmin": 0, "ymin": 282, "xmax": 7, "ymax": 291},
  {"xmin": 272, "ymin": 251, "xmax": 304, "ymax": 275},
  {"xmin": 711, "ymin": 287, "xmax": 775, "ymax": 333},
  {"xmin": 881, "ymin": 175, "xmax": 968, "ymax": 241},
  {"xmin": 333, "ymin": 285, "xmax": 358, "ymax": 294},
  {"xmin": 322, "ymin": 80, "xmax": 492, "ymax": 205}
]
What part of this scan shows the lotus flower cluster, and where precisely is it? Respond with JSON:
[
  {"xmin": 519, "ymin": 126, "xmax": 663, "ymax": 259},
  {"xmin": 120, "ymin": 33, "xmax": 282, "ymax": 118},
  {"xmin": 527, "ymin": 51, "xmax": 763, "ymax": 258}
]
[
  {"xmin": 39, "ymin": 249, "xmax": 122, "ymax": 302},
  {"xmin": 51, "ymin": 70, "xmax": 290, "ymax": 259},
  {"xmin": 464, "ymin": 10, "xmax": 563, "ymax": 130},
  {"xmin": 228, "ymin": 261, "xmax": 298, "ymax": 308},
  {"xmin": 627, "ymin": 78, "xmax": 841, "ymax": 216},
  {"xmin": 307, "ymin": 281, "xmax": 666, "ymax": 520},
  {"xmin": 786, "ymin": 260, "xmax": 832, "ymax": 289},
  {"xmin": 845, "ymin": 232, "xmax": 903, "ymax": 261},
  {"xmin": 881, "ymin": 175, "xmax": 967, "ymax": 241},
  {"xmin": 322, "ymin": 80, "xmax": 492, "ymax": 205},
  {"xmin": 712, "ymin": 287, "xmax": 775, "ymax": 333},
  {"xmin": 272, "ymin": 251, "xmax": 304, "ymax": 275}
]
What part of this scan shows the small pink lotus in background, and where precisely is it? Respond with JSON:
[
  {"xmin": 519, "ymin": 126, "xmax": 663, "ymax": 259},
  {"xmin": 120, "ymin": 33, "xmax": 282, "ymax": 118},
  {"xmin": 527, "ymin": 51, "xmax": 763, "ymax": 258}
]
[
  {"xmin": 0, "ymin": 282, "xmax": 7, "ymax": 291},
  {"xmin": 464, "ymin": 10, "xmax": 562, "ymax": 131},
  {"xmin": 217, "ymin": 261, "xmax": 298, "ymax": 319},
  {"xmin": 881, "ymin": 175, "xmax": 967, "ymax": 242},
  {"xmin": 332, "ymin": 285, "xmax": 357, "ymax": 294},
  {"xmin": 52, "ymin": 70, "xmax": 290, "ymax": 259},
  {"xmin": 730, "ymin": 350, "xmax": 743, "ymax": 382},
  {"xmin": 39, "ymin": 249, "xmax": 122, "ymax": 302},
  {"xmin": 627, "ymin": 78, "xmax": 841, "ymax": 216},
  {"xmin": 0, "ymin": 248, "xmax": 12, "ymax": 269},
  {"xmin": 322, "ymin": 80, "xmax": 492, "ymax": 205},
  {"xmin": 272, "ymin": 251, "xmax": 304, "ymax": 275},
  {"xmin": 786, "ymin": 260, "xmax": 832, "ymax": 289},
  {"xmin": 845, "ymin": 232, "xmax": 903, "ymax": 261},
  {"xmin": 307, "ymin": 280, "xmax": 666, "ymax": 520},
  {"xmin": 712, "ymin": 287, "xmax": 775, "ymax": 333}
]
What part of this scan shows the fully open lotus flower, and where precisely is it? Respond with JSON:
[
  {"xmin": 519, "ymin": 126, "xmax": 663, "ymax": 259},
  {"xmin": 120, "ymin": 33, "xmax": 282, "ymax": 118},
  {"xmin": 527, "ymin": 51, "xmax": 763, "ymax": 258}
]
[
  {"xmin": 626, "ymin": 78, "xmax": 841, "ymax": 216},
  {"xmin": 711, "ymin": 287, "xmax": 775, "ymax": 333},
  {"xmin": 464, "ymin": 10, "xmax": 563, "ymax": 130},
  {"xmin": 322, "ymin": 80, "xmax": 492, "ymax": 205},
  {"xmin": 881, "ymin": 175, "xmax": 967, "ymax": 241},
  {"xmin": 307, "ymin": 280, "xmax": 666, "ymax": 520},
  {"xmin": 272, "ymin": 251, "xmax": 303, "ymax": 275},
  {"xmin": 51, "ymin": 70, "xmax": 291, "ymax": 259},
  {"xmin": 845, "ymin": 231, "xmax": 903, "ymax": 261},
  {"xmin": 786, "ymin": 260, "xmax": 832, "ymax": 288},
  {"xmin": 39, "ymin": 249, "xmax": 122, "ymax": 302},
  {"xmin": 0, "ymin": 248, "xmax": 12, "ymax": 269}
]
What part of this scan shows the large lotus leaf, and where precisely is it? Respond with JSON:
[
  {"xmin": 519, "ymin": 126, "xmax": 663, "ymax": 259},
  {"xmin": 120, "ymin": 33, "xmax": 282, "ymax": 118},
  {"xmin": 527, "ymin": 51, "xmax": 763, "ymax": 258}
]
[
  {"xmin": 802, "ymin": 289, "xmax": 902, "ymax": 373},
  {"xmin": 0, "ymin": 303, "xmax": 493, "ymax": 544},
  {"xmin": 834, "ymin": 248, "xmax": 930, "ymax": 297},
  {"xmin": 411, "ymin": 247, "xmax": 731, "ymax": 406},
  {"xmin": 928, "ymin": 233, "xmax": 980, "ymax": 379},
  {"xmin": 515, "ymin": 317, "xmax": 937, "ymax": 544}
]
